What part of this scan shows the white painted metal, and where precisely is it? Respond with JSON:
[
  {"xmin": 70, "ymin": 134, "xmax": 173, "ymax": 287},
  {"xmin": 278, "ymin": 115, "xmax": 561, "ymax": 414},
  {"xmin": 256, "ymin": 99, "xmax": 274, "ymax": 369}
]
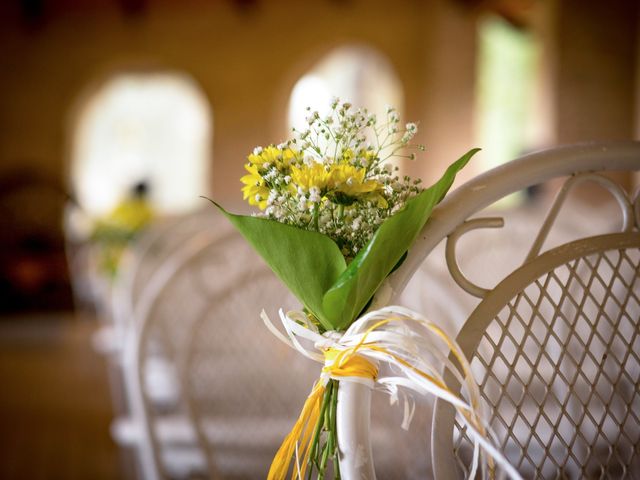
[
  {"xmin": 337, "ymin": 382, "xmax": 377, "ymax": 479},
  {"xmin": 432, "ymin": 233, "xmax": 640, "ymax": 478},
  {"xmin": 386, "ymin": 141, "xmax": 640, "ymax": 299}
]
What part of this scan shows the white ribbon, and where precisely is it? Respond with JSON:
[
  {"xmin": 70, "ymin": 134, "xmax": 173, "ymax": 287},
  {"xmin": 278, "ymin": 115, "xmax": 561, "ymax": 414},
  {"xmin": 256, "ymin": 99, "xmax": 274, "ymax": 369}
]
[{"xmin": 261, "ymin": 305, "xmax": 523, "ymax": 480}]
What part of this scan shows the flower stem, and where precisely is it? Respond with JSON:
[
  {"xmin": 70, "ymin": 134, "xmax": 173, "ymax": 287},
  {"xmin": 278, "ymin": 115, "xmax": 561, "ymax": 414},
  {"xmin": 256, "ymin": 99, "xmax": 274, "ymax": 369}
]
[
  {"xmin": 306, "ymin": 379, "xmax": 340, "ymax": 479},
  {"xmin": 308, "ymin": 381, "xmax": 332, "ymax": 475},
  {"xmin": 313, "ymin": 202, "xmax": 320, "ymax": 231},
  {"xmin": 329, "ymin": 380, "xmax": 340, "ymax": 477}
]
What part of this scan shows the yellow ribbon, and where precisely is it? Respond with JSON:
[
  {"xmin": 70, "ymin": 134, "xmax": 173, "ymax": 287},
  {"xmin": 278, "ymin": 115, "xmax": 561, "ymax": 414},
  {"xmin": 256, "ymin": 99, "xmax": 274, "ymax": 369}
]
[
  {"xmin": 268, "ymin": 315, "xmax": 493, "ymax": 480},
  {"xmin": 267, "ymin": 380, "xmax": 325, "ymax": 480},
  {"xmin": 322, "ymin": 348, "xmax": 379, "ymax": 381},
  {"xmin": 267, "ymin": 348, "xmax": 378, "ymax": 480}
]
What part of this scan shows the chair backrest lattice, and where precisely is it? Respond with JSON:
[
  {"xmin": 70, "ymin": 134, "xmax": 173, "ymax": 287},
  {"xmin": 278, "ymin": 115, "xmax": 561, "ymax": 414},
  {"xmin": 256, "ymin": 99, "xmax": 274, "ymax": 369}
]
[
  {"xmin": 130, "ymin": 228, "xmax": 259, "ymax": 480},
  {"xmin": 183, "ymin": 268, "xmax": 318, "ymax": 478},
  {"xmin": 443, "ymin": 235, "xmax": 640, "ymax": 479},
  {"xmin": 386, "ymin": 143, "xmax": 640, "ymax": 480},
  {"xmin": 112, "ymin": 208, "xmax": 231, "ymax": 331}
]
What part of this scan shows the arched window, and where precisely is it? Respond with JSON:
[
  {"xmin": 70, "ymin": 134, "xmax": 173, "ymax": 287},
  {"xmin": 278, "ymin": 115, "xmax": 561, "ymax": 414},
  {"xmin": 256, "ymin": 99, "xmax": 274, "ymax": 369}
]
[
  {"xmin": 70, "ymin": 71, "xmax": 212, "ymax": 216},
  {"xmin": 288, "ymin": 45, "xmax": 403, "ymax": 132}
]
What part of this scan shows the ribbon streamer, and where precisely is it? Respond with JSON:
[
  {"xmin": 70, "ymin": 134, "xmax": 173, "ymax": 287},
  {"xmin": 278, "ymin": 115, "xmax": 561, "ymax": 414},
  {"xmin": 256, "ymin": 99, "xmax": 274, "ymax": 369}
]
[{"xmin": 262, "ymin": 306, "xmax": 523, "ymax": 480}]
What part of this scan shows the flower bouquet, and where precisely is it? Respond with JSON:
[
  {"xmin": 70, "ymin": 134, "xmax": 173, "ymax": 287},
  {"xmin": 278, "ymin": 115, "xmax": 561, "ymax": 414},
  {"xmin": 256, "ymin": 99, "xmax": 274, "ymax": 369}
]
[
  {"xmin": 211, "ymin": 100, "xmax": 519, "ymax": 480},
  {"xmin": 91, "ymin": 185, "xmax": 154, "ymax": 278}
]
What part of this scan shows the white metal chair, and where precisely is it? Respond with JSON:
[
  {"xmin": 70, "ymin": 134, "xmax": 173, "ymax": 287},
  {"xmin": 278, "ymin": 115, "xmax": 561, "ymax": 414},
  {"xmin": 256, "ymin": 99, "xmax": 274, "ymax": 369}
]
[
  {"xmin": 181, "ymin": 267, "xmax": 316, "ymax": 478},
  {"xmin": 121, "ymin": 228, "xmax": 248, "ymax": 480},
  {"xmin": 106, "ymin": 210, "xmax": 232, "ymax": 479},
  {"xmin": 105, "ymin": 210, "xmax": 231, "ymax": 408},
  {"xmin": 378, "ymin": 142, "xmax": 640, "ymax": 479},
  {"xmin": 108, "ymin": 208, "xmax": 232, "ymax": 354}
]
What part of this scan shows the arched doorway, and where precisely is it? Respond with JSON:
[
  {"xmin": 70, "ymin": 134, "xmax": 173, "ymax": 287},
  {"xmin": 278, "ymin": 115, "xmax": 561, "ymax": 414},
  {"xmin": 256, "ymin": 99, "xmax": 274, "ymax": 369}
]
[{"xmin": 70, "ymin": 71, "xmax": 212, "ymax": 216}]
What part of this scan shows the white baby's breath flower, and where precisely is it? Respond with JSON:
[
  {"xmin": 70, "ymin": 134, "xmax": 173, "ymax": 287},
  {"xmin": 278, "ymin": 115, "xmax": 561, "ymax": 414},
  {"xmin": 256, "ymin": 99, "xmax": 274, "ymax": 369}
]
[{"xmin": 309, "ymin": 187, "xmax": 321, "ymax": 203}]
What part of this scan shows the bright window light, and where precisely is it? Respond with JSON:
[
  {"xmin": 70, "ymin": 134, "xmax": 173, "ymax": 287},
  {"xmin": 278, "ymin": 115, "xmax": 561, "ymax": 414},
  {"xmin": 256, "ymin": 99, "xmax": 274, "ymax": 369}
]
[
  {"xmin": 476, "ymin": 15, "xmax": 539, "ymax": 170},
  {"xmin": 288, "ymin": 45, "xmax": 403, "ymax": 134},
  {"xmin": 71, "ymin": 72, "xmax": 212, "ymax": 216}
]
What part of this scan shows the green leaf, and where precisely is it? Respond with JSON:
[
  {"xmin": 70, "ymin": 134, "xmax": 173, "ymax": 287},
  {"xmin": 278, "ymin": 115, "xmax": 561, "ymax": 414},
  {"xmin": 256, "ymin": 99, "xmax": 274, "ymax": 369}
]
[
  {"xmin": 210, "ymin": 201, "xmax": 346, "ymax": 330},
  {"xmin": 322, "ymin": 148, "xmax": 480, "ymax": 329}
]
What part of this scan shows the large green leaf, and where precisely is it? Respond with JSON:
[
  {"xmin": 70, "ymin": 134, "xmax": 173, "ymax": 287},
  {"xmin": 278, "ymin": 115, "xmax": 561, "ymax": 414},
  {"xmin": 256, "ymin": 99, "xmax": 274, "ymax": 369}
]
[
  {"xmin": 213, "ymin": 203, "xmax": 346, "ymax": 330},
  {"xmin": 322, "ymin": 148, "xmax": 480, "ymax": 329}
]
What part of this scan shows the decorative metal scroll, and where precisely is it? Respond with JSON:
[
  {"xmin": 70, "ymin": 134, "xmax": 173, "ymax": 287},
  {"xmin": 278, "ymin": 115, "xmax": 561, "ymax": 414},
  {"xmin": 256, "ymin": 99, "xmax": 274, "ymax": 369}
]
[{"xmin": 445, "ymin": 172, "xmax": 639, "ymax": 299}]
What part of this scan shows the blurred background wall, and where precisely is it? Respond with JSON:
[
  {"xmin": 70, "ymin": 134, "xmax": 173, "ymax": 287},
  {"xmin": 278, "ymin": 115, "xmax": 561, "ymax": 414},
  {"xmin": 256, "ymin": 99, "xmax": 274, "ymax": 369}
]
[{"xmin": 0, "ymin": 0, "xmax": 638, "ymax": 310}]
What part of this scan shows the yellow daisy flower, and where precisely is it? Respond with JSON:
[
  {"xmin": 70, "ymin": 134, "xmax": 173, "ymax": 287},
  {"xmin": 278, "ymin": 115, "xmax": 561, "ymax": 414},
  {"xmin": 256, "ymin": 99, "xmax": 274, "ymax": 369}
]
[
  {"xmin": 328, "ymin": 164, "xmax": 380, "ymax": 196},
  {"xmin": 290, "ymin": 163, "xmax": 331, "ymax": 192},
  {"xmin": 248, "ymin": 145, "xmax": 298, "ymax": 169},
  {"xmin": 240, "ymin": 164, "xmax": 270, "ymax": 210}
]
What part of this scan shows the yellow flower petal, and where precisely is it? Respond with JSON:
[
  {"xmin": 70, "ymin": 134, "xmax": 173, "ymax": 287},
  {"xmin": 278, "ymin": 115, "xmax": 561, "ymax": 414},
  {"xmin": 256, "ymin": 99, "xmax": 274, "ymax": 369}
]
[
  {"xmin": 291, "ymin": 163, "xmax": 330, "ymax": 191},
  {"xmin": 328, "ymin": 165, "xmax": 381, "ymax": 196}
]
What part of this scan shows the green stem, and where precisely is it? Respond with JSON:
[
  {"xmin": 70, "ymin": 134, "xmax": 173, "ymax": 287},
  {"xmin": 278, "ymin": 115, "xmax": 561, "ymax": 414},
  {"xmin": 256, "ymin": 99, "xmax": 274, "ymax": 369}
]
[
  {"xmin": 319, "ymin": 434, "xmax": 331, "ymax": 476},
  {"xmin": 308, "ymin": 382, "xmax": 333, "ymax": 475},
  {"xmin": 313, "ymin": 202, "xmax": 320, "ymax": 231},
  {"xmin": 329, "ymin": 381, "xmax": 340, "ymax": 477}
]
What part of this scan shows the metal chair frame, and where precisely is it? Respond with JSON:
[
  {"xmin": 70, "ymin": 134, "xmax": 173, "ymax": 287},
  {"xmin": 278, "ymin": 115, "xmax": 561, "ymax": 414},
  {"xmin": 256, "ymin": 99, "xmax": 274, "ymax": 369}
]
[{"xmin": 376, "ymin": 142, "xmax": 640, "ymax": 479}]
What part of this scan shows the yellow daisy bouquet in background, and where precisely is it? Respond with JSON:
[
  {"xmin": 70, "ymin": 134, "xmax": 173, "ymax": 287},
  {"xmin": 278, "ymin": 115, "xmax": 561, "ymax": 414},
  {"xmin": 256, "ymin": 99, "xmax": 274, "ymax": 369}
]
[
  {"xmin": 211, "ymin": 100, "xmax": 517, "ymax": 479},
  {"xmin": 91, "ymin": 183, "xmax": 154, "ymax": 277}
]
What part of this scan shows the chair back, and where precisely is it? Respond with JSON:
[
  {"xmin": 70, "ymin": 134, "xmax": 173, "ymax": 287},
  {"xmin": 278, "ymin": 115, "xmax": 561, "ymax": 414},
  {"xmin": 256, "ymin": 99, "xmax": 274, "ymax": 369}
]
[{"xmin": 385, "ymin": 143, "xmax": 640, "ymax": 478}]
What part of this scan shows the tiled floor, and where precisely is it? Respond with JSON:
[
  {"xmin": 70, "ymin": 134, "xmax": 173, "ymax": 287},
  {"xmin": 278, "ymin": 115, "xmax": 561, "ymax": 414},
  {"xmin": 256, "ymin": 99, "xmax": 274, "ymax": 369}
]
[{"xmin": 0, "ymin": 312, "xmax": 132, "ymax": 480}]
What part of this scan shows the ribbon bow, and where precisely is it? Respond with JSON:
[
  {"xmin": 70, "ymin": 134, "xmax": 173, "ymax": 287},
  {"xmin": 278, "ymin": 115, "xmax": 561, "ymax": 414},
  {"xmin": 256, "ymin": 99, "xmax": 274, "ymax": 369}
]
[{"xmin": 262, "ymin": 305, "xmax": 522, "ymax": 480}]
